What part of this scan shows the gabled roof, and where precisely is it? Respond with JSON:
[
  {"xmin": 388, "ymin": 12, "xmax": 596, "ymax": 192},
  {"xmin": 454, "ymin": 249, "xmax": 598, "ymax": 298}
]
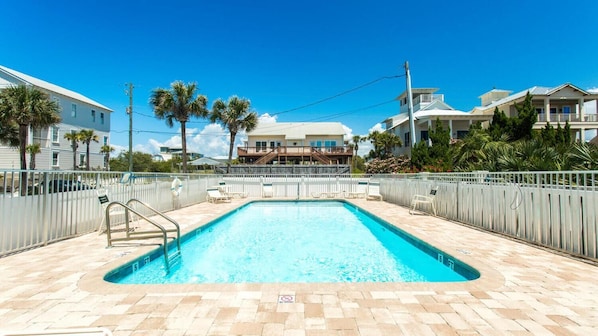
[
  {"xmin": 387, "ymin": 108, "xmax": 489, "ymax": 132},
  {"xmin": 249, "ymin": 122, "xmax": 346, "ymax": 140},
  {"xmin": 475, "ymin": 83, "xmax": 595, "ymax": 112},
  {"xmin": 0, "ymin": 65, "xmax": 112, "ymax": 112}
]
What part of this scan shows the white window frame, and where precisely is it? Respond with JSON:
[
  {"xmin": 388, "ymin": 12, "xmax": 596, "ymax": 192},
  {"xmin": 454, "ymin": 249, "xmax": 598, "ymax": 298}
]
[
  {"xmin": 100, "ymin": 112, "xmax": 104, "ymax": 124},
  {"xmin": 91, "ymin": 110, "xmax": 96, "ymax": 122},
  {"xmin": 103, "ymin": 136, "xmax": 108, "ymax": 146},
  {"xmin": 52, "ymin": 152, "xmax": 59, "ymax": 167},
  {"xmin": 52, "ymin": 126, "xmax": 60, "ymax": 143},
  {"xmin": 71, "ymin": 103, "xmax": 77, "ymax": 118}
]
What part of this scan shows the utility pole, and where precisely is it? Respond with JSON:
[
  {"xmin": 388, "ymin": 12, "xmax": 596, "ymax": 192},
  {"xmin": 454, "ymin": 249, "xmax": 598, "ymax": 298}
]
[
  {"xmin": 125, "ymin": 83, "xmax": 134, "ymax": 172},
  {"xmin": 405, "ymin": 61, "xmax": 416, "ymax": 148}
]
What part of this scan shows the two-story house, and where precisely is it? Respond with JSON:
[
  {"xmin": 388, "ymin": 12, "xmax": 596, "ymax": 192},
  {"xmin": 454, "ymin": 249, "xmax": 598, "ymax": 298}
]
[
  {"xmin": 472, "ymin": 84, "xmax": 598, "ymax": 141},
  {"xmin": 0, "ymin": 65, "xmax": 113, "ymax": 170},
  {"xmin": 383, "ymin": 84, "xmax": 598, "ymax": 156},
  {"xmin": 383, "ymin": 88, "xmax": 492, "ymax": 156},
  {"xmin": 237, "ymin": 122, "xmax": 352, "ymax": 165}
]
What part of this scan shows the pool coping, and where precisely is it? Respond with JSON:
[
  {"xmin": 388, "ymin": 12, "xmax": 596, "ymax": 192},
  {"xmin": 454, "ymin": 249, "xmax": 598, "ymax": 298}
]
[{"xmin": 79, "ymin": 198, "xmax": 505, "ymax": 295}]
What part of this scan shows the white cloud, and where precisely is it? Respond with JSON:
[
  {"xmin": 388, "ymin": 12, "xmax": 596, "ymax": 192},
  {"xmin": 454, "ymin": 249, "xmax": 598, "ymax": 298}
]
[
  {"xmin": 258, "ymin": 113, "xmax": 277, "ymax": 124},
  {"xmin": 587, "ymin": 87, "xmax": 598, "ymax": 93}
]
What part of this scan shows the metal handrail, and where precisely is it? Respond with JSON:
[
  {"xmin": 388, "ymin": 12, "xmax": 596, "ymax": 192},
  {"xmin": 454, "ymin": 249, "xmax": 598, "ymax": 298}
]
[{"xmin": 105, "ymin": 199, "xmax": 181, "ymax": 270}]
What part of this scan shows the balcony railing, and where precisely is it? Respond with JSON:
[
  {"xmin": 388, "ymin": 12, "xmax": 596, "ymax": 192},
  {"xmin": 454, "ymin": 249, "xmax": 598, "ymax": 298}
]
[
  {"xmin": 537, "ymin": 113, "xmax": 598, "ymax": 123},
  {"xmin": 238, "ymin": 145, "xmax": 353, "ymax": 156}
]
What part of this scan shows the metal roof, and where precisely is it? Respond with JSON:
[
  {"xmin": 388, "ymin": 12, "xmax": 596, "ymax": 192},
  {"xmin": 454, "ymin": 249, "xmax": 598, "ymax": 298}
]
[
  {"xmin": 249, "ymin": 122, "xmax": 346, "ymax": 139},
  {"xmin": 0, "ymin": 65, "xmax": 112, "ymax": 112}
]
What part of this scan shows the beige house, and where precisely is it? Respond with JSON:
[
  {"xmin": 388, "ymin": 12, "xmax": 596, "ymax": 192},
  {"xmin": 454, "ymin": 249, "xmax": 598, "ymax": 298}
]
[
  {"xmin": 237, "ymin": 122, "xmax": 352, "ymax": 164},
  {"xmin": 472, "ymin": 83, "xmax": 598, "ymax": 141},
  {"xmin": 384, "ymin": 84, "xmax": 598, "ymax": 156}
]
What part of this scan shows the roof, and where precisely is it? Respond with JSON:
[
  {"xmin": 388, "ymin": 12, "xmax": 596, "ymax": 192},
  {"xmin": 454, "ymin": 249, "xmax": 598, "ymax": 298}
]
[
  {"xmin": 475, "ymin": 83, "xmax": 595, "ymax": 112},
  {"xmin": 387, "ymin": 109, "xmax": 491, "ymax": 132},
  {"xmin": 0, "ymin": 65, "xmax": 112, "ymax": 112},
  {"xmin": 189, "ymin": 157, "xmax": 224, "ymax": 166},
  {"xmin": 249, "ymin": 122, "xmax": 346, "ymax": 139}
]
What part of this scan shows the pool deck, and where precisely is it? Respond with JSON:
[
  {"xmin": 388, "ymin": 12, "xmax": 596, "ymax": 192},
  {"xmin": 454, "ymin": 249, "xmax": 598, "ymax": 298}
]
[{"xmin": 1, "ymin": 198, "xmax": 598, "ymax": 335}]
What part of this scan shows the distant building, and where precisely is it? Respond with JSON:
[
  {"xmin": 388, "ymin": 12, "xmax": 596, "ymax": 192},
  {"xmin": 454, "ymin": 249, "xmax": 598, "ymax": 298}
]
[
  {"xmin": 237, "ymin": 122, "xmax": 353, "ymax": 165},
  {"xmin": 153, "ymin": 146, "xmax": 202, "ymax": 162},
  {"xmin": 0, "ymin": 65, "xmax": 113, "ymax": 170},
  {"xmin": 383, "ymin": 88, "xmax": 491, "ymax": 156},
  {"xmin": 383, "ymin": 84, "xmax": 598, "ymax": 156}
]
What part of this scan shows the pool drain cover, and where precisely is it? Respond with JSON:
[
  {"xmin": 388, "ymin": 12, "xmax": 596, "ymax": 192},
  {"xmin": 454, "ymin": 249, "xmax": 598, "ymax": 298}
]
[{"xmin": 278, "ymin": 295, "xmax": 295, "ymax": 303}]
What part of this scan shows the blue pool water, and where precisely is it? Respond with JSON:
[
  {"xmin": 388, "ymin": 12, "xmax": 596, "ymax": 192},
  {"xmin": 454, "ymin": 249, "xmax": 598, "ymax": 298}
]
[{"xmin": 105, "ymin": 201, "xmax": 479, "ymax": 284}]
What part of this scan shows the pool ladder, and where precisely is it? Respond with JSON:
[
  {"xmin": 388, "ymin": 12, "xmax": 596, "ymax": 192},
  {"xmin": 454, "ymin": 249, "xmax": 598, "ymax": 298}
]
[{"xmin": 105, "ymin": 198, "xmax": 181, "ymax": 271}]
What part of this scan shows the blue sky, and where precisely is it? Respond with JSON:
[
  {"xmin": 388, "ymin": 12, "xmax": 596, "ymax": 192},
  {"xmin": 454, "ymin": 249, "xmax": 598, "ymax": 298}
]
[{"xmin": 2, "ymin": 0, "xmax": 597, "ymax": 157}]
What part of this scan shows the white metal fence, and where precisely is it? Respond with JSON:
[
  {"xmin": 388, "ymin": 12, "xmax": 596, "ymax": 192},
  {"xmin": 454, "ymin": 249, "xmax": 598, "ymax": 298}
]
[{"xmin": 1, "ymin": 170, "xmax": 597, "ymax": 260}]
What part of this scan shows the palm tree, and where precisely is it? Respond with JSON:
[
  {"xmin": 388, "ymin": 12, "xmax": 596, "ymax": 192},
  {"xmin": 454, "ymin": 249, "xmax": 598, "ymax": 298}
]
[
  {"xmin": 100, "ymin": 145, "xmax": 115, "ymax": 170},
  {"xmin": 210, "ymin": 96, "xmax": 258, "ymax": 173},
  {"xmin": 0, "ymin": 85, "xmax": 61, "ymax": 170},
  {"xmin": 79, "ymin": 129, "xmax": 99, "ymax": 170},
  {"xmin": 64, "ymin": 131, "xmax": 81, "ymax": 170},
  {"xmin": 351, "ymin": 135, "xmax": 363, "ymax": 171},
  {"xmin": 150, "ymin": 81, "xmax": 208, "ymax": 173},
  {"xmin": 25, "ymin": 143, "xmax": 41, "ymax": 170},
  {"xmin": 0, "ymin": 85, "xmax": 60, "ymax": 195}
]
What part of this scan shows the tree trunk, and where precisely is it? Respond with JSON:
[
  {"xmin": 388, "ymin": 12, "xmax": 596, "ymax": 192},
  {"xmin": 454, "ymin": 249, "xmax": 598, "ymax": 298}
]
[
  {"xmin": 181, "ymin": 122, "xmax": 188, "ymax": 173},
  {"xmin": 72, "ymin": 141, "xmax": 77, "ymax": 170},
  {"xmin": 227, "ymin": 132, "xmax": 236, "ymax": 174},
  {"xmin": 19, "ymin": 124, "xmax": 28, "ymax": 196},
  {"xmin": 86, "ymin": 142, "xmax": 91, "ymax": 170}
]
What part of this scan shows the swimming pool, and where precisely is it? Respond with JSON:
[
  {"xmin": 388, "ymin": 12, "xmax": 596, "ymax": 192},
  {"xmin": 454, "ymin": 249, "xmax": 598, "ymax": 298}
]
[{"xmin": 105, "ymin": 201, "xmax": 479, "ymax": 284}]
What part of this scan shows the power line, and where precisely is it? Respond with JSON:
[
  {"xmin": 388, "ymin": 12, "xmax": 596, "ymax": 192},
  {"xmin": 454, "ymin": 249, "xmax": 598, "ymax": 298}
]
[{"xmin": 271, "ymin": 74, "xmax": 403, "ymax": 116}]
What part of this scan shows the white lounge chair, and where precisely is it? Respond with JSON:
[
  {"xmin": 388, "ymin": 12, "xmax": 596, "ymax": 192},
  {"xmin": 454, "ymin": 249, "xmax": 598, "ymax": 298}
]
[
  {"xmin": 262, "ymin": 183, "xmax": 273, "ymax": 198},
  {"xmin": 218, "ymin": 181, "xmax": 247, "ymax": 198},
  {"xmin": 410, "ymin": 186, "xmax": 438, "ymax": 216},
  {"xmin": 347, "ymin": 181, "xmax": 368, "ymax": 198},
  {"xmin": 366, "ymin": 182, "xmax": 383, "ymax": 201},
  {"xmin": 206, "ymin": 187, "xmax": 231, "ymax": 203}
]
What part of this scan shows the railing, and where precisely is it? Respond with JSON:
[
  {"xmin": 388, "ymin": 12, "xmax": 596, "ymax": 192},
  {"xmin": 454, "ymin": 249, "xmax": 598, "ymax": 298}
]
[
  {"xmin": 537, "ymin": 113, "xmax": 598, "ymax": 123},
  {"xmin": 1, "ymin": 170, "xmax": 597, "ymax": 261},
  {"xmin": 238, "ymin": 145, "xmax": 353, "ymax": 156}
]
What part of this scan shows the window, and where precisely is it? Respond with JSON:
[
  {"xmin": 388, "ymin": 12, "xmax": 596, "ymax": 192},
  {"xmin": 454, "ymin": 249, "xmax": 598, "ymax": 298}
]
[
  {"xmin": 52, "ymin": 152, "xmax": 59, "ymax": 167},
  {"xmin": 536, "ymin": 108, "xmax": 544, "ymax": 114},
  {"xmin": 100, "ymin": 112, "xmax": 104, "ymax": 124},
  {"xmin": 256, "ymin": 141, "xmax": 267, "ymax": 152},
  {"xmin": 420, "ymin": 130, "xmax": 429, "ymax": 141},
  {"xmin": 52, "ymin": 126, "xmax": 59, "ymax": 143},
  {"xmin": 103, "ymin": 136, "xmax": 108, "ymax": 146},
  {"xmin": 79, "ymin": 153, "xmax": 86, "ymax": 166},
  {"xmin": 53, "ymin": 96, "xmax": 61, "ymax": 109},
  {"xmin": 31, "ymin": 128, "xmax": 42, "ymax": 145},
  {"xmin": 563, "ymin": 106, "xmax": 571, "ymax": 114},
  {"xmin": 269, "ymin": 141, "xmax": 275, "ymax": 149},
  {"xmin": 550, "ymin": 107, "xmax": 557, "ymax": 114},
  {"xmin": 404, "ymin": 132, "xmax": 410, "ymax": 147},
  {"xmin": 91, "ymin": 110, "xmax": 96, "ymax": 122},
  {"xmin": 71, "ymin": 104, "xmax": 77, "ymax": 118}
]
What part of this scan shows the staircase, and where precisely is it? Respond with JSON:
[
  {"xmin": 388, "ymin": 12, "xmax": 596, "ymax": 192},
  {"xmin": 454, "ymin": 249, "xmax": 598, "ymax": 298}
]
[
  {"xmin": 254, "ymin": 150, "xmax": 278, "ymax": 164},
  {"xmin": 311, "ymin": 148, "xmax": 332, "ymax": 164}
]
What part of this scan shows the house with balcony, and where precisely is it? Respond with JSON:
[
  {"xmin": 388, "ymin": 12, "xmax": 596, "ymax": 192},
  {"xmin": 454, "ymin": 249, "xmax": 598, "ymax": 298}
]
[
  {"xmin": 383, "ymin": 83, "xmax": 598, "ymax": 156},
  {"xmin": 471, "ymin": 83, "xmax": 598, "ymax": 141},
  {"xmin": 383, "ymin": 88, "xmax": 492, "ymax": 156},
  {"xmin": 237, "ymin": 122, "xmax": 352, "ymax": 165},
  {"xmin": 0, "ymin": 65, "xmax": 113, "ymax": 170},
  {"xmin": 153, "ymin": 146, "xmax": 202, "ymax": 162}
]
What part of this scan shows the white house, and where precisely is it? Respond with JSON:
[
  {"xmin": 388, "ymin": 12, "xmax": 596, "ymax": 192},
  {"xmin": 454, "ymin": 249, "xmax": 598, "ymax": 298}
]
[
  {"xmin": 383, "ymin": 88, "xmax": 491, "ymax": 156},
  {"xmin": 0, "ymin": 65, "xmax": 113, "ymax": 170},
  {"xmin": 383, "ymin": 84, "xmax": 598, "ymax": 156}
]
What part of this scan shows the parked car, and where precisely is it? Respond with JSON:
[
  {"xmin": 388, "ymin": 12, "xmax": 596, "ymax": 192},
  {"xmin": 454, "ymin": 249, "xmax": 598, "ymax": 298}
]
[{"xmin": 26, "ymin": 179, "xmax": 94, "ymax": 195}]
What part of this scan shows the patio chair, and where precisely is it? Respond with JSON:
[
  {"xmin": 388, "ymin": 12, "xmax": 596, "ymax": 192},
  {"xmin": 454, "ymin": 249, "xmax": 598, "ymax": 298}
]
[
  {"xmin": 262, "ymin": 183, "xmax": 273, "ymax": 198},
  {"xmin": 410, "ymin": 186, "xmax": 438, "ymax": 216},
  {"xmin": 366, "ymin": 182, "xmax": 383, "ymax": 201},
  {"xmin": 206, "ymin": 187, "xmax": 231, "ymax": 203},
  {"xmin": 347, "ymin": 181, "xmax": 368, "ymax": 198},
  {"xmin": 218, "ymin": 181, "xmax": 247, "ymax": 198}
]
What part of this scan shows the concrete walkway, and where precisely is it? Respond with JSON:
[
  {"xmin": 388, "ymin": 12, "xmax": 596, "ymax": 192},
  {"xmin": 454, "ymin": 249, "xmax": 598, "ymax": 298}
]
[{"xmin": 1, "ymin": 198, "xmax": 597, "ymax": 335}]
